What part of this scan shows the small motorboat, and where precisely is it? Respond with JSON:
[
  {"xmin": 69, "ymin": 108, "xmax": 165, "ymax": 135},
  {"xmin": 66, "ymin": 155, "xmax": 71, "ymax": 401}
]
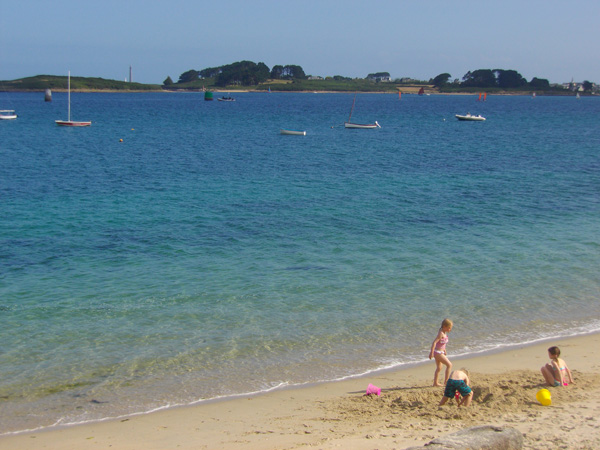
[
  {"xmin": 0, "ymin": 110, "xmax": 17, "ymax": 120},
  {"xmin": 217, "ymin": 95, "xmax": 235, "ymax": 102},
  {"xmin": 280, "ymin": 129, "xmax": 306, "ymax": 136},
  {"xmin": 455, "ymin": 113, "xmax": 486, "ymax": 121}
]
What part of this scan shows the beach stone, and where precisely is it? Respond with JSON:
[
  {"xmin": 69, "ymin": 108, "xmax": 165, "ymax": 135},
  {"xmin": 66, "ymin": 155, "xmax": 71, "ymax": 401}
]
[{"xmin": 403, "ymin": 425, "xmax": 523, "ymax": 449}]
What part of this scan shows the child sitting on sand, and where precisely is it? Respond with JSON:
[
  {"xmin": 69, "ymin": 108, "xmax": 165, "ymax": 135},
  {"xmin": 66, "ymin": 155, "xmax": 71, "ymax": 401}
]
[
  {"xmin": 541, "ymin": 346, "xmax": 574, "ymax": 387},
  {"xmin": 439, "ymin": 368, "xmax": 473, "ymax": 407},
  {"xmin": 429, "ymin": 318, "xmax": 453, "ymax": 386}
]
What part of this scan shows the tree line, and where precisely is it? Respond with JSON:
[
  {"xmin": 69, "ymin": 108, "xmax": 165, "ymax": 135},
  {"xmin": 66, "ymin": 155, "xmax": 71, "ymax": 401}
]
[
  {"xmin": 431, "ymin": 69, "xmax": 551, "ymax": 90},
  {"xmin": 166, "ymin": 61, "xmax": 307, "ymax": 87},
  {"xmin": 164, "ymin": 61, "xmax": 593, "ymax": 92}
]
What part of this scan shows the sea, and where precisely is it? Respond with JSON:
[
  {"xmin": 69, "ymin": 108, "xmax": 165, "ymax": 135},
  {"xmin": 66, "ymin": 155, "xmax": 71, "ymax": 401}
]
[{"xmin": 1, "ymin": 91, "xmax": 599, "ymax": 434}]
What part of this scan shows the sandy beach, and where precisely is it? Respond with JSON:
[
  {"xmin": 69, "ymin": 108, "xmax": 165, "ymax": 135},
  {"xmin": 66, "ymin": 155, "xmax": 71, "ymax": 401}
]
[{"xmin": 1, "ymin": 332, "xmax": 599, "ymax": 450}]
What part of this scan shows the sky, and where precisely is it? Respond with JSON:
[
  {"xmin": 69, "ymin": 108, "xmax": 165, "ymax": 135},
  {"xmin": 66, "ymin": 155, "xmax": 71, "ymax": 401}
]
[{"xmin": 1, "ymin": 0, "xmax": 598, "ymax": 85}]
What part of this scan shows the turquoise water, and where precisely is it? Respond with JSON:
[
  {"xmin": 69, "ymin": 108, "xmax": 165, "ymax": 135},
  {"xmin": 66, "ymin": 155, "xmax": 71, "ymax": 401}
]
[{"xmin": 1, "ymin": 92, "xmax": 599, "ymax": 433}]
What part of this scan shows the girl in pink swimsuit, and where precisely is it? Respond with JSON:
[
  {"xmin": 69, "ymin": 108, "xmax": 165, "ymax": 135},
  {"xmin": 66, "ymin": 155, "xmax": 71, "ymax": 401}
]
[
  {"xmin": 429, "ymin": 318, "xmax": 453, "ymax": 387},
  {"xmin": 541, "ymin": 346, "xmax": 574, "ymax": 387}
]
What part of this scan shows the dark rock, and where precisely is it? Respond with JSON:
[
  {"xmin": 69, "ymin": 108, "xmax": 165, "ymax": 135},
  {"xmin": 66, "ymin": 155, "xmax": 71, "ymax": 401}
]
[{"xmin": 403, "ymin": 425, "xmax": 523, "ymax": 449}]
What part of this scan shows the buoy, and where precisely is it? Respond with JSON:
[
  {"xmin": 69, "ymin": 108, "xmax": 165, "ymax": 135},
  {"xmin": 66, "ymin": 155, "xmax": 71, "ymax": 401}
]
[
  {"xmin": 119, "ymin": 139, "xmax": 123, "ymax": 142},
  {"xmin": 536, "ymin": 389, "xmax": 551, "ymax": 406}
]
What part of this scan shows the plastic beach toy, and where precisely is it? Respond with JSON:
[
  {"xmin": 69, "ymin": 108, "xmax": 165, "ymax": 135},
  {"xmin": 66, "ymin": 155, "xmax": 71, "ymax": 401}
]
[
  {"xmin": 365, "ymin": 384, "xmax": 381, "ymax": 396},
  {"xmin": 536, "ymin": 388, "xmax": 552, "ymax": 406}
]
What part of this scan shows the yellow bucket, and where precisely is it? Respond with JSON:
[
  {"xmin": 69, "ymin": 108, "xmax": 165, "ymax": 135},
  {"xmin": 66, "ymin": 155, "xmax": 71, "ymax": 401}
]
[{"xmin": 536, "ymin": 388, "xmax": 552, "ymax": 406}]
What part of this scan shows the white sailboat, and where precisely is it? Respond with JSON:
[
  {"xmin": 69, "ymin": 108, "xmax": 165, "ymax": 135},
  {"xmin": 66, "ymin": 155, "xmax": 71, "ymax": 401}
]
[
  {"xmin": 344, "ymin": 93, "xmax": 380, "ymax": 129},
  {"xmin": 55, "ymin": 71, "xmax": 91, "ymax": 127}
]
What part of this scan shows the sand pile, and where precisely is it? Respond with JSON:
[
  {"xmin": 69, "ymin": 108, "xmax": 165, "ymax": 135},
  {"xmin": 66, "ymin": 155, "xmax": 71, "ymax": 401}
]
[{"xmin": 320, "ymin": 370, "xmax": 600, "ymax": 449}]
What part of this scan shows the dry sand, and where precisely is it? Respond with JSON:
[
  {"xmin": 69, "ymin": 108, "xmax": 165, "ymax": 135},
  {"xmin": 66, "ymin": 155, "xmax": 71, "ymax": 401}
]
[{"xmin": 1, "ymin": 333, "xmax": 599, "ymax": 450}]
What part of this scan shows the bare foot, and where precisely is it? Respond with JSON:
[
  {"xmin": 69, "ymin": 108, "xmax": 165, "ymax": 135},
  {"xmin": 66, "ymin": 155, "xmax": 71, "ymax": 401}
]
[{"xmin": 433, "ymin": 383, "xmax": 442, "ymax": 387}]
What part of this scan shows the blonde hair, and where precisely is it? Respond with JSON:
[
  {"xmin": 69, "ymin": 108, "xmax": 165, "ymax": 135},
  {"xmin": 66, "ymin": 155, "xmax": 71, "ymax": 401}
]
[
  {"xmin": 441, "ymin": 318, "xmax": 453, "ymax": 330},
  {"xmin": 461, "ymin": 368, "xmax": 470, "ymax": 377}
]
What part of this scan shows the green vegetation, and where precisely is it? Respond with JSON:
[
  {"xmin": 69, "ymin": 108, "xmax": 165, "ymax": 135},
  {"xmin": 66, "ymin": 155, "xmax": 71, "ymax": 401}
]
[
  {"xmin": 2, "ymin": 64, "xmax": 595, "ymax": 95},
  {"xmin": 270, "ymin": 65, "xmax": 306, "ymax": 80},
  {"xmin": 166, "ymin": 62, "xmax": 585, "ymax": 94},
  {"xmin": 215, "ymin": 61, "xmax": 270, "ymax": 87},
  {"xmin": 0, "ymin": 75, "xmax": 162, "ymax": 91},
  {"xmin": 254, "ymin": 78, "xmax": 410, "ymax": 92},
  {"xmin": 432, "ymin": 73, "xmax": 452, "ymax": 87},
  {"xmin": 436, "ymin": 69, "xmax": 570, "ymax": 94}
]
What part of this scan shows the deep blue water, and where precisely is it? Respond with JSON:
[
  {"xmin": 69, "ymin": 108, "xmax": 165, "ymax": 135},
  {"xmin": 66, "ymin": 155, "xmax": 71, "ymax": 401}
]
[{"xmin": 1, "ymin": 91, "xmax": 599, "ymax": 433}]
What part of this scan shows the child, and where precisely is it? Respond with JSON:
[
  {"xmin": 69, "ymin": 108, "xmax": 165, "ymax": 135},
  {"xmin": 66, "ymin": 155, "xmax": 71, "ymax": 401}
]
[
  {"xmin": 541, "ymin": 346, "xmax": 574, "ymax": 387},
  {"xmin": 439, "ymin": 368, "xmax": 473, "ymax": 407},
  {"xmin": 429, "ymin": 318, "xmax": 453, "ymax": 386}
]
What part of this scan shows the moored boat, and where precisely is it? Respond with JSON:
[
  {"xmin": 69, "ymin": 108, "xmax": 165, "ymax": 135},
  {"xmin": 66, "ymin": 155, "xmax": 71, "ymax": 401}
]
[
  {"xmin": 344, "ymin": 121, "xmax": 380, "ymax": 129},
  {"xmin": 455, "ymin": 113, "xmax": 486, "ymax": 121},
  {"xmin": 55, "ymin": 119, "xmax": 93, "ymax": 127},
  {"xmin": 56, "ymin": 71, "xmax": 91, "ymax": 127},
  {"xmin": 344, "ymin": 93, "xmax": 380, "ymax": 129},
  {"xmin": 280, "ymin": 129, "xmax": 306, "ymax": 136},
  {"xmin": 0, "ymin": 110, "xmax": 17, "ymax": 120}
]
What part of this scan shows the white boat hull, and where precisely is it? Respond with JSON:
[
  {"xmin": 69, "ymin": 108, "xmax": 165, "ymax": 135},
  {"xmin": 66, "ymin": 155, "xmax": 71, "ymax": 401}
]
[
  {"xmin": 0, "ymin": 110, "xmax": 17, "ymax": 120},
  {"xmin": 344, "ymin": 121, "xmax": 380, "ymax": 129},
  {"xmin": 280, "ymin": 129, "xmax": 306, "ymax": 135},
  {"xmin": 455, "ymin": 114, "xmax": 486, "ymax": 121}
]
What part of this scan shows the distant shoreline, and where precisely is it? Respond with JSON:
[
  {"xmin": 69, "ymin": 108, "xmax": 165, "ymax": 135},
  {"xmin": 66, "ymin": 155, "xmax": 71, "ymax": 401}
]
[{"xmin": 2, "ymin": 88, "xmax": 588, "ymax": 96}]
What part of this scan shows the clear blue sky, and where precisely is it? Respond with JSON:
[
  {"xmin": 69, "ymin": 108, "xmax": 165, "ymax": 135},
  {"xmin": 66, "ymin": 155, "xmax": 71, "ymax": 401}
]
[{"xmin": 1, "ymin": 0, "xmax": 598, "ymax": 85}]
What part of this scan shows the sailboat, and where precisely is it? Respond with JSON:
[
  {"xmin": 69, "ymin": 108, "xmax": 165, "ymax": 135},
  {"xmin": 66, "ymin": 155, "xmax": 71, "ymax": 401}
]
[
  {"xmin": 344, "ymin": 93, "xmax": 380, "ymax": 129},
  {"xmin": 56, "ymin": 71, "xmax": 91, "ymax": 126}
]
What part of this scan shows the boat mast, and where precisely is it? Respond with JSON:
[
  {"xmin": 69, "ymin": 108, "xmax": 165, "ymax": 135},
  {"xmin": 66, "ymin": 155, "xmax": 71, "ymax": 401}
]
[
  {"xmin": 67, "ymin": 71, "xmax": 71, "ymax": 122},
  {"xmin": 348, "ymin": 92, "xmax": 357, "ymax": 122}
]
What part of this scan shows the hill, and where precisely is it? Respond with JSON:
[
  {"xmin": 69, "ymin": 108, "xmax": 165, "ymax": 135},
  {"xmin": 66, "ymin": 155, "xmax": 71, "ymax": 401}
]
[{"xmin": 0, "ymin": 75, "xmax": 162, "ymax": 91}]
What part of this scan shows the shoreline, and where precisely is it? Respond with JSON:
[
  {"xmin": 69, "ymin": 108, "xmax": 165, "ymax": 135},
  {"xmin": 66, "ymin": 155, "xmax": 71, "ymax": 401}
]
[
  {"xmin": 2, "ymin": 326, "xmax": 597, "ymax": 436},
  {"xmin": 2, "ymin": 331, "xmax": 599, "ymax": 449},
  {"xmin": 2, "ymin": 88, "xmax": 586, "ymax": 96}
]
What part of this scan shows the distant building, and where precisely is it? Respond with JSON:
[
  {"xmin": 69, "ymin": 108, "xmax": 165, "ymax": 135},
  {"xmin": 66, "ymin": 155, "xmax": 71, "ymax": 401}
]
[
  {"xmin": 561, "ymin": 81, "xmax": 597, "ymax": 93},
  {"xmin": 367, "ymin": 74, "xmax": 391, "ymax": 82},
  {"xmin": 308, "ymin": 76, "xmax": 323, "ymax": 80}
]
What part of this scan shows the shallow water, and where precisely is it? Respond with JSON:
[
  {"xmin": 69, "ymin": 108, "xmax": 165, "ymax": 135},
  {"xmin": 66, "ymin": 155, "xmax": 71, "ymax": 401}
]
[{"xmin": 1, "ymin": 92, "xmax": 599, "ymax": 433}]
